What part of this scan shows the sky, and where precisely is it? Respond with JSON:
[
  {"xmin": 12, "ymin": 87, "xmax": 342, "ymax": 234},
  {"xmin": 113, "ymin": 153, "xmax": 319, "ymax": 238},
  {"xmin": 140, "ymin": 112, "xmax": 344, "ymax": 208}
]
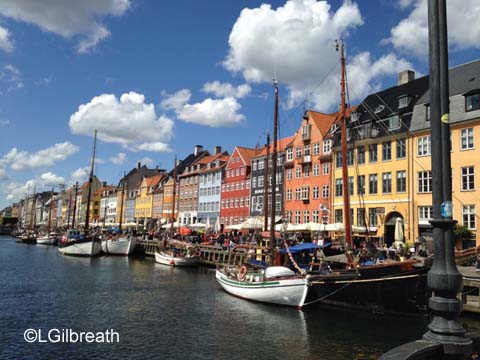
[{"xmin": 0, "ymin": 0, "xmax": 479, "ymax": 209}]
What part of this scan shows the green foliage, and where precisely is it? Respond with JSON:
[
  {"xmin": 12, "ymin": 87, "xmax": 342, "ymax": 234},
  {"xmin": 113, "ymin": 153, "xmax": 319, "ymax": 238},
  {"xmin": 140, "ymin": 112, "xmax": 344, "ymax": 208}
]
[{"xmin": 454, "ymin": 224, "xmax": 472, "ymax": 239}]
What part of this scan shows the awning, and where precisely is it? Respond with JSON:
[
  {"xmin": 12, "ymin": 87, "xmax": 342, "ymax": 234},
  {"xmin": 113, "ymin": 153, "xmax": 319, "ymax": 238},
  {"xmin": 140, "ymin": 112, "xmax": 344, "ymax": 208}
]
[{"xmin": 279, "ymin": 242, "xmax": 330, "ymax": 255}]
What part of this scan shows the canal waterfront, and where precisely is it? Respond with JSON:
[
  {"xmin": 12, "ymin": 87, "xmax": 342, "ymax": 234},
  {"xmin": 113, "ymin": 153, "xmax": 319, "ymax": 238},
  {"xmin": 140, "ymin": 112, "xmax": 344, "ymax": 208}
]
[{"xmin": 1, "ymin": 236, "xmax": 478, "ymax": 360}]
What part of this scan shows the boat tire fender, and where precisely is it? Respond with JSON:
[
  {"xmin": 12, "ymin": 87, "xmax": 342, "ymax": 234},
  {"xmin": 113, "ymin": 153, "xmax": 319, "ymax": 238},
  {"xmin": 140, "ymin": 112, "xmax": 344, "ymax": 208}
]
[{"xmin": 239, "ymin": 266, "xmax": 247, "ymax": 280}]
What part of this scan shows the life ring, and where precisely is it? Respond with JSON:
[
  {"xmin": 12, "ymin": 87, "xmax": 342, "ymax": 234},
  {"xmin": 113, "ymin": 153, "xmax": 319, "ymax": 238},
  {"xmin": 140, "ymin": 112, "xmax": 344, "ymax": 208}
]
[{"xmin": 239, "ymin": 266, "xmax": 247, "ymax": 280}]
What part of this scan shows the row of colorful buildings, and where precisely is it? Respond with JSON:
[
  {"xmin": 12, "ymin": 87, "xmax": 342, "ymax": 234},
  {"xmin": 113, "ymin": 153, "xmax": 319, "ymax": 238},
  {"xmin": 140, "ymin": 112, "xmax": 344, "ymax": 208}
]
[{"xmin": 3, "ymin": 60, "xmax": 480, "ymax": 248}]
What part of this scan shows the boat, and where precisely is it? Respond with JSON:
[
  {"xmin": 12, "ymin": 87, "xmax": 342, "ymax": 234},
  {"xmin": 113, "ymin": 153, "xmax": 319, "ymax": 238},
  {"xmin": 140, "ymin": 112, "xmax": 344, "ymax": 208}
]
[
  {"xmin": 155, "ymin": 247, "xmax": 200, "ymax": 267},
  {"xmin": 216, "ymin": 80, "xmax": 311, "ymax": 308},
  {"xmin": 215, "ymin": 265, "xmax": 310, "ymax": 308},
  {"xmin": 297, "ymin": 41, "xmax": 429, "ymax": 314},
  {"xmin": 58, "ymin": 130, "xmax": 102, "ymax": 257},
  {"xmin": 101, "ymin": 172, "xmax": 137, "ymax": 255}
]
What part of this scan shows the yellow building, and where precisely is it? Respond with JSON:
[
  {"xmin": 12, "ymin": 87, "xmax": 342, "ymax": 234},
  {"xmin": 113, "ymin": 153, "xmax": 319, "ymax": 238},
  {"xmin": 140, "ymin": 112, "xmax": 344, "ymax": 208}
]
[
  {"xmin": 332, "ymin": 71, "xmax": 429, "ymax": 246},
  {"xmin": 134, "ymin": 175, "xmax": 163, "ymax": 227},
  {"xmin": 410, "ymin": 60, "xmax": 480, "ymax": 248}
]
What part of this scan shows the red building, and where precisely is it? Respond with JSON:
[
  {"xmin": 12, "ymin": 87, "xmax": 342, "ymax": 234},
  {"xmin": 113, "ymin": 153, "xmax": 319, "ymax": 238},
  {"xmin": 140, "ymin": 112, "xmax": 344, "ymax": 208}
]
[{"xmin": 220, "ymin": 146, "xmax": 257, "ymax": 231}]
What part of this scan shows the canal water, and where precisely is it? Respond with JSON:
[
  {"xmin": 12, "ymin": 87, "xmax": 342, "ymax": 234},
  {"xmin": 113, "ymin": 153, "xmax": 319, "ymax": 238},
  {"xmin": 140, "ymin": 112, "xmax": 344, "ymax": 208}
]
[{"xmin": 1, "ymin": 236, "xmax": 477, "ymax": 360}]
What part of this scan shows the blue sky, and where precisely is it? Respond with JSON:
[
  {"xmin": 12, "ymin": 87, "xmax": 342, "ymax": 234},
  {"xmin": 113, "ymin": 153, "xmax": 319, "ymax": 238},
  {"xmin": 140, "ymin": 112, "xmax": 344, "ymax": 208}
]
[{"xmin": 0, "ymin": 0, "xmax": 479, "ymax": 208}]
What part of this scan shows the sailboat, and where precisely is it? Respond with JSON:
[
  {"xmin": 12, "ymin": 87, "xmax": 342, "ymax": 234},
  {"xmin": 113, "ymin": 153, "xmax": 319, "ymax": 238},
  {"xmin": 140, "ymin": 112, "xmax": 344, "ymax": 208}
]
[
  {"xmin": 215, "ymin": 80, "xmax": 311, "ymax": 308},
  {"xmin": 102, "ymin": 172, "xmax": 137, "ymax": 255},
  {"xmin": 302, "ymin": 40, "xmax": 429, "ymax": 314},
  {"xmin": 58, "ymin": 130, "xmax": 102, "ymax": 257},
  {"xmin": 155, "ymin": 156, "xmax": 201, "ymax": 266},
  {"xmin": 37, "ymin": 189, "xmax": 58, "ymax": 245}
]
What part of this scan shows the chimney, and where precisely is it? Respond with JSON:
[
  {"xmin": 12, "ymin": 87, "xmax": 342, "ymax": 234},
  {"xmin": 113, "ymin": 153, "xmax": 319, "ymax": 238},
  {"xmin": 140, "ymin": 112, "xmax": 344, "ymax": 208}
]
[
  {"xmin": 398, "ymin": 70, "xmax": 415, "ymax": 85},
  {"xmin": 137, "ymin": 161, "xmax": 141, "ymax": 170},
  {"xmin": 214, "ymin": 146, "xmax": 221, "ymax": 155},
  {"xmin": 194, "ymin": 145, "xmax": 203, "ymax": 156}
]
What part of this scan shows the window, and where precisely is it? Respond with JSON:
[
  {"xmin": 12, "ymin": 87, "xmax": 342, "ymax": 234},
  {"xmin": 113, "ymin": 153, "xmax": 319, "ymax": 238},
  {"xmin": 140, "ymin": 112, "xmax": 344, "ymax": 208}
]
[
  {"xmin": 313, "ymin": 164, "xmax": 320, "ymax": 176},
  {"xmin": 252, "ymin": 161, "xmax": 257, "ymax": 171},
  {"xmin": 286, "ymin": 189, "xmax": 292, "ymax": 201},
  {"xmin": 463, "ymin": 205, "xmax": 476, "ymax": 229},
  {"xmin": 369, "ymin": 174, "xmax": 378, "ymax": 194},
  {"xmin": 351, "ymin": 111, "xmax": 360, "ymax": 122},
  {"xmin": 295, "ymin": 167, "xmax": 301, "ymax": 179},
  {"xmin": 357, "ymin": 146, "xmax": 365, "ymax": 164},
  {"xmin": 287, "ymin": 169, "xmax": 292, "ymax": 180},
  {"xmin": 461, "ymin": 128, "xmax": 474, "ymax": 150},
  {"xmin": 303, "ymin": 211, "xmax": 310, "ymax": 223},
  {"xmin": 322, "ymin": 185, "xmax": 329, "ymax": 198},
  {"xmin": 357, "ymin": 175, "xmax": 365, "ymax": 195},
  {"xmin": 368, "ymin": 208, "xmax": 378, "ymax": 226},
  {"xmin": 304, "ymin": 144, "xmax": 311, "ymax": 156},
  {"xmin": 348, "ymin": 176, "xmax": 354, "ymax": 195},
  {"xmin": 374, "ymin": 104, "xmax": 385, "ymax": 113},
  {"xmin": 462, "ymin": 166, "xmax": 475, "ymax": 191},
  {"xmin": 396, "ymin": 138, "xmax": 406, "ymax": 159},
  {"xmin": 301, "ymin": 186, "xmax": 309, "ymax": 200},
  {"xmin": 418, "ymin": 171, "xmax": 432, "ymax": 193},
  {"xmin": 335, "ymin": 209, "xmax": 343, "ymax": 223},
  {"xmin": 296, "ymin": 147, "xmax": 302, "ymax": 158},
  {"xmin": 286, "ymin": 148, "xmax": 293, "ymax": 161},
  {"xmin": 398, "ymin": 96, "xmax": 409, "ymax": 108},
  {"xmin": 335, "ymin": 178, "xmax": 343, "ymax": 197},
  {"xmin": 322, "ymin": 163, "xmax": 330, "ymax": 175},
  {"xmin": 258, "ymin": 176, "xmax": 264, "ymax": 188},
  {"xmin": 313, "ymin": 210, "xmax": 319, "ymax": 223},
  {"xmin": 323, "ymin": 139, "xmax": 332, "ymax": 154},
  {"xmin": 304, "ymin": 165, "xmax": 310, "ymax": 178},
  {"xmin": 252, "ymin": 178, "xmax": 256, "ymax": 188},
  {"xmin": 313, "ymin": 142, "xmax": 320, "ymax": 155},
  {"xmin": 417, "ymin": 136, "xmax": 431, "ymax": 156},
  {"xmin": 347, "ymin": 149, "xmax": 354, "ymax": 166},
  {"xmin": 295, "ymin": 188, "xmax": 301, "ymax": 200},
  {"xmin": 369, "ymin": 144, "xmax": 377, "ymax": 162},
  {"xmin": 382, "ymin": 141, "xmax": 392, "ymax": 161},
  {"xmin": 295, "ymin": 211, "xmax": 301, "ymax": 224},
  {"xmin": 466, "ymin": 93, "xmax": 480, "ymax": 112},
  {"xmin": 336, "ymin": 151, "xmax": 342, "ymax": 168},
  {"xmin": 382, "ymin": 172, "xmax": 392, "ymax": 193},
  {"xmin": 397, "ymin": 170, "xmax": 406, "ymax": 193},
  {"xmin": 302, "ymin": 124, "xmax": 311, "ymax": 140},
  {"xmin": 385, "ymin": 115, "xmax": 401, "ymax": 130},
  {"xmin": 357, "ymin": 208, "xmax": 366, "ymax": 227},
  {"xmin": 425, "ymin": 104, "xmax": 430, "ymax": 121},
  {"xmin": 258, "ymin": 160, "xmax": 264, "ymax": 170},
  {"xmin": 418, "ymin": 206, "xmax": 433, "ymax": 221}
]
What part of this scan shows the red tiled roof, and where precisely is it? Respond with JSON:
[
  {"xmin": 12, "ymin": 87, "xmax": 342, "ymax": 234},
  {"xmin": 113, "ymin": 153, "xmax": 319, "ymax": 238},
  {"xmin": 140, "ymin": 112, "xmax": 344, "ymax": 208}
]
[
  {"xmin": 144, "ymin": 174, "xmax": 163, "ymax": 187},
  {"xmin": 253, "ymin": 135, "xmax": 296, "ymax": 157},
  {"xmin": 234, "ymin": 146, "xmax": 258, "ymax": 166}
]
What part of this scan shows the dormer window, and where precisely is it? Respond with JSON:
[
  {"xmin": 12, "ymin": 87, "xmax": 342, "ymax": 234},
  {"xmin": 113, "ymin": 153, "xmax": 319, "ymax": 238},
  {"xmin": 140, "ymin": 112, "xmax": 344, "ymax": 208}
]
[
  {"xmin": 425, "ymin": 104, "xmax": 430, "ymax": 121},
  {"xmin": 398, "ymin": 95, "xmax": 409, "ymax": 109},
  {"xmin": 465, "ymin": 92, "xmax": 480, "ymax": 112},
  {"xmin": 329, "ymin": 123, "xmax": 339, "ymax": 135},
  {"xmin": 351, "ymin": 111, "xmax": 360, "ymax": 122},
  {"xmin": 374, "ymin": 105, "xmax": 385, "ymax": 114}
]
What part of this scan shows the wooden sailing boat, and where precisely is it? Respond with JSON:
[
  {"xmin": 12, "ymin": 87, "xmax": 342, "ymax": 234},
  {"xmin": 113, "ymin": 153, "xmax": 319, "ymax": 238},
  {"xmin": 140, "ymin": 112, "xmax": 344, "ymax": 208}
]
[
  {"xmin": 58, "ymin": 130, "xmax": 102, "ymax": 256},
  {"xmin": 102, "ymin": 171, "xmax": 137, "ymax": 255},
  {"xmin": 302, "ymin": 40, "xmax": 429, "ymax": 314},
  {"xmin": 155, "ymin": 156, "xmax": 200, "ymax": 266},
  {"xmin": 215, "ymin": 80, "xmax": 310, "ymax": 308},
  {"xmin": 37, "ymin": 188, "xmax": 58, "ymax": 245}
]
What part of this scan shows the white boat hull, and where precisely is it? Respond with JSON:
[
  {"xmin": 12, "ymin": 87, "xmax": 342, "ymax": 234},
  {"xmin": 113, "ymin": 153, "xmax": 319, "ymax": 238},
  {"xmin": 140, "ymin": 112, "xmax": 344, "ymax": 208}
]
[
  {"xmin": 102, "ymin": 236, "xmax": 136, "ymax": 255},
  {"xmin": 155, "ymin": 251, "xmax": 200, "ymax": 267},
  {"xmin": 36, "ymin": 236, "xmax": 55, "ymax": 245},
  {"xmin": 58, "ymin": 240, "xmax": 102, "ymax": 256},
  {"xmin": 215, "ymin": 269, "xmax": 309, "ymax": 308}
]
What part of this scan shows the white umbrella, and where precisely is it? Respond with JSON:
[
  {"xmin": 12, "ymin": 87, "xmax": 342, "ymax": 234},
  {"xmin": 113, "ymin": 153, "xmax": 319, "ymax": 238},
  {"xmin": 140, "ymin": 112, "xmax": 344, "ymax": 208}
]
[
  {"xmin": 206, "ymin": 217, "xmax": 211, "ymax": 229},
  {"xmin": 214, "ymin": 217, "xmax": 221, "ymax": 232},
  {"xmin": 394, "ymin": 218, "xmax": 404, "ymax": 243}
]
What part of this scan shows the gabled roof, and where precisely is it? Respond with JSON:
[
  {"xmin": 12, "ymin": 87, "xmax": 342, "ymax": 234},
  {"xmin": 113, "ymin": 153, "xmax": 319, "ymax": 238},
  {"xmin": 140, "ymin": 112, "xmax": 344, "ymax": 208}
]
[
  {"xmin": 307, "ymin": 110, "xmax": 338, "ymax": 137},
  {"xmin": 119, "ymin": 165, "xmax": 163, "ymax": 191},
  {"xmin": 144, "ymin": 174, "xmax": 163, "ymax": 187},
  {"xmin": 252, "ymin": 135, "xmax": 295, "ymax": 157},
  {"xmin": 230, "ymin": 146, "xmax": 257, "ymax": 168}
]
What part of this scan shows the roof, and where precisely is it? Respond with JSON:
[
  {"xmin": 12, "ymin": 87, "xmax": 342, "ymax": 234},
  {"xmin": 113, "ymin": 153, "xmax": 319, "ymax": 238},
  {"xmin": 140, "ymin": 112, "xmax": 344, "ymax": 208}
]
[
  {"xmin": 95, "ymin": 185, "xmax": 116, "ymax": 196},
  {"xmin": 252, "ymin": 135, "xmax": 295, "ymax": 158},
  {"xmin": 118, "ymin": 165, "xmax": 163, "ymax": 190},
  {"xmin": 232, "ymin": 146, "xmax": 258, "ymax": 167},
  {"xmin": 308, "ymin": 110, "xmax": 338, "ymax": 137},
  {"xmin": 144, "ymin": 174, "xmax": 163, "ymax": 187}
]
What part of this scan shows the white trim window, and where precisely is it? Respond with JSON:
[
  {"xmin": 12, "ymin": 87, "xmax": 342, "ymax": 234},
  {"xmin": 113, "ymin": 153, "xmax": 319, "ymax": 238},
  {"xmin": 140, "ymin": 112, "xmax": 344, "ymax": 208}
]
[
  {"xmin": 322, "ymin": 163, "xmax": 330, "ymax": 175},
  {"xmin": 461, "ymin": 166, "xmax": 475, "ymax": 191},
  {"xmin": 323, "ymin": 139, "xmax": 332, "ymax": 154},
  {"xmin": 313, "ymin": 142, "xmax": 320, "ymax": 155},
  {"xmin": 418, "ymin": 206, "xmax": 433, "ymax": 222},
  {"xmin": 417, "ymin": 171, "xmax": 432, "ymax": 193},
  {"xmin": 461, "ymin": 128, "xmax": 474, "ymax": 150},
  {"xmin": 286, "ymin": 148, "xmax": 293, "ymax": 161},
  {"xmin": 287, "ymin": 168, "xmax": 293, "ymax": 180},
  {"xmin": 313, "ymin": 164, "xmax": 320, "ymax": 176},
  {"xmin": 417, "ymin": 136, "xmax": 431, "ymax": 156},
  {"xmin": 295, "ymin": 167, "xmax": 301, "ymax": 179},
  {"xmin": 462, "ymin": 205, "xmax": 476, "ymax": 230},
  {"xmin": 322, "ymin": 185, "xmax": 329, "ymax": 198}
]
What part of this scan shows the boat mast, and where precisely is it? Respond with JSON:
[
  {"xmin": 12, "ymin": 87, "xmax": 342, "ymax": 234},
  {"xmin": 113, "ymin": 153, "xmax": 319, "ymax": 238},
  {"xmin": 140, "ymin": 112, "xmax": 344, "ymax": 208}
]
[
  {"xmin": 119, "ymin": 171, "xmax": 126, "ymax": 232},
  {"xmin": 47, "ymin": 187, "xmax": 53, "ymax": 233},
  {"xmin": 31, "ymin": 188, "xmax": 37, "ymax": 232},
  {"xmin": 170, "ymin": 155, "xmax": 177, "ymax": 238},
  {"xmin": 84, "ymin": 130, "xmax": 97, "ymax": 236},
  {"xmin": 269, "ymin": 79, "xmax": 279, "ymax": 264},
  {"xmin": 263, "ymin": 133, "xmax": 270, "ymax": 231},
  {"xmin": 337, "ymin": 40, "xmax": 352, "ymax": 248}
]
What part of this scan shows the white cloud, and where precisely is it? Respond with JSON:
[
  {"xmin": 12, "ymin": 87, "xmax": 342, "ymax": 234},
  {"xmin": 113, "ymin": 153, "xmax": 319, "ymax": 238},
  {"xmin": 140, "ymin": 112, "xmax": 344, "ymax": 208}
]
[
  {"xmin": 0, "ymin": 167, "xmax": 7, "ymax": 180},
  {"xmin": 386, "ymin": 0, "xmax": 480, "ymax": 58},
  {"xmin": 0, "ymin": 141, "xmax": 79, "ymax": 172},
  {"xmin": 0, "ymin": 25, "xmax": 14, "ymax": 52},
  {"xmin": 131, "ymin": 142, "xmax": 171, "ymax": 153},
  {"xmin": 69, "ymin": 91, "xmax": 174, "ymax": 153},
  {"xmin": 222, "ymin": 0, "xmax": 370, "ymax": 110},
  {"xmin": 177, "ymin": 97, "xmax": 245, "ymax": 127},
  {"xmin": 202, "ymin": 81, "xmax": 251, "ymax": 99},
  {"xmin": 0, "ymin": 120, "xmax": 10, "ymax": 127},
  {"xmin": 35, "ymin": 75, "xmax": 53, "ymax": 86},
  {"xmin": 110, "ymin": 152, "xmax": 127, "ymax": 165},
  {"xmin": 398, "ymin": 0, "xmax": 416, "ymax": 9},
  {"xmin": 138, "ymin": 157, "xmax": 154, "ymax": 167},
  {"xmin": 0, "ymin": 64, "xmax": 24, "ymax": 93},
  {"xmin": 71, "ymin": 167, "xmax": 89, "ymax": 184},
  {"xmin": 160, "ymin": 89, "xmax": 191, "ymax": 111},
  {"xmin": 4, "ymin": 172, "xmax": 66, "ymax": 203},
  {"xmin": 0, "ymin": 0, "xmax": 130, "ymax": 53}
]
